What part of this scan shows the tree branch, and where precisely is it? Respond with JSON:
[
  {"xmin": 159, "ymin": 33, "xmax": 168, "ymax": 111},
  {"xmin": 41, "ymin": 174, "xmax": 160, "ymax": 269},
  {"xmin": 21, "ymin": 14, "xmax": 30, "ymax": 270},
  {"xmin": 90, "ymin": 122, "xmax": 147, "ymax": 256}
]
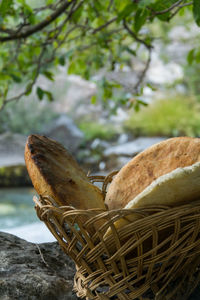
[
  {"xmin": 0, "ymin": 0, "xmax": 76, "ymax": 43},
  {"xmin": 134, "ymin": 48, "xmax": 152, "ymax": 93},
  {"xmin": 123, "ymin": 20, "xmax": 153, "ymax": 50},
  {"xmin": 150, "ymin": 0, "xmax": 183, "ymax": 16},
  {"xmin": 0, "ymin": 45, "xmax": 46, "ymax": 111},
  {"xmin": 92, "ymin": 17, "xmax": 117, "ymax": 34},
  {"xmin": 167, "ymin": 1, "xmax": 193, "ymax": 21},
  {"xmin": 149, "ymin": 0, "xmax": 193, "ymax": 18}
]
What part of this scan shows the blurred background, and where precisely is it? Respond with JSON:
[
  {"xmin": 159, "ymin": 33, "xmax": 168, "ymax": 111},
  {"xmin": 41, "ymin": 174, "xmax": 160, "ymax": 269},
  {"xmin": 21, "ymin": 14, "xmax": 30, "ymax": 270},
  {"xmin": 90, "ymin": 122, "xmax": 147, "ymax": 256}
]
[{"xmin": 0, "ymin": 0, "xmax": 200, "ymax": 243}]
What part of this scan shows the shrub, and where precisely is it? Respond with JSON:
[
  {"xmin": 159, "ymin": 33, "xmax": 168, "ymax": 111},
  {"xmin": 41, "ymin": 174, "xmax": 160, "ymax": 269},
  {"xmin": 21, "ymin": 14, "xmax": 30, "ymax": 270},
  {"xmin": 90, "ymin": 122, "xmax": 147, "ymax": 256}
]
[
  {"xmin": 78, "ymin": 121, "xmax": 116, "ymax": 141},
  {"xmin": 125, "ymin": 96, "xmax": 200, "ymax": 137},
  {"xmin": 0, "ymin": 98, "xmax": 58, "ymax": 135}
]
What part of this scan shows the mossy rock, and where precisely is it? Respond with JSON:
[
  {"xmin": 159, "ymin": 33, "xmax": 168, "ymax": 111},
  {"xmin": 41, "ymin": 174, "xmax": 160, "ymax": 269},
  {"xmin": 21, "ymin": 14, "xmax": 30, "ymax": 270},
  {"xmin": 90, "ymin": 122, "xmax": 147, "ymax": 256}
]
[{"xmin": 0, "ymin": 165, "xmax": 31, "ymax": 187}]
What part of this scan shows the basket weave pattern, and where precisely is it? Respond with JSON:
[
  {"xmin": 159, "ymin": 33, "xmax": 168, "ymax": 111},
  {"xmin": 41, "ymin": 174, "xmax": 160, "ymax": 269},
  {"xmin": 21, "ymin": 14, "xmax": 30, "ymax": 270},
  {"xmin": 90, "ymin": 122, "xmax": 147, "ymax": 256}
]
[{"xmin": 34, "ymin": 174, "xmax": 200, "ymax": 300}]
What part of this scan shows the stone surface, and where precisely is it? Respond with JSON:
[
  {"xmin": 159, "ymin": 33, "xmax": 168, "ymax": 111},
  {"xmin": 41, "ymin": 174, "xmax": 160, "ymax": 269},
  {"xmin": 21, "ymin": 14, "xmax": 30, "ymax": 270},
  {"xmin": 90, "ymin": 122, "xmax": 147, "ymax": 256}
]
[
  {"xmin": 0, "ymin": 132, "xmax": 32, "ymax": 187},
  {"xmin": 0, "ymin": 232, "xmax": 79, "ymax": 300},
  {"xmin": 1, "ymin": 232, "xmax": 200, "ymax": 300},
  {"xmin": 0, "ymin": 132, "xmax": 27, "ymax": 167},
  {"xmin": 0, "ymin": 165, "xmax": 31, "ymax": 187},
  {"xmin": 44, "ymin": 114, "xmax": 84, "ymax": 153},
  {"xmin": 104, "ymin": 137, "xmax": 167, "ymax": 157}
]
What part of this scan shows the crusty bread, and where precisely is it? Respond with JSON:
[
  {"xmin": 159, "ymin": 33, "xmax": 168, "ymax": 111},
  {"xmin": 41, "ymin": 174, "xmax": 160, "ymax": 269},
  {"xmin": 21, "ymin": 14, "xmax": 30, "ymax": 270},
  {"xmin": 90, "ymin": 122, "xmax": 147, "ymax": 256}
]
[
  {"xmin": 105, "ymin": 137, "xmax": 200, "ymax": 210},
  {"xmin": 25, "ymin": 134, "xmax": 106, "ymax": 212}
]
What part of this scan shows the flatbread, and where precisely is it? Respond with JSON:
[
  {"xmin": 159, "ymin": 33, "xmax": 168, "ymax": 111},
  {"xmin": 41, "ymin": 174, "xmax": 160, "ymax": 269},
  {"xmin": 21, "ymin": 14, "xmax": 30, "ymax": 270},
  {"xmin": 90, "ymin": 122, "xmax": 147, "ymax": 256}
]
[
  {"xmin": 105, "ymin": 137, "xmax": 200, "ymax": 210},
  {"xmin": 25, "ymin": 134, "xmax": 106, "ymax": 212},
  {"xmin": 126, "ymin": 161, "xmax": 200, "ymax": 210},
  {"xmin": 104, "ymin": 162, "xmax": 200, "ymax": 237}
]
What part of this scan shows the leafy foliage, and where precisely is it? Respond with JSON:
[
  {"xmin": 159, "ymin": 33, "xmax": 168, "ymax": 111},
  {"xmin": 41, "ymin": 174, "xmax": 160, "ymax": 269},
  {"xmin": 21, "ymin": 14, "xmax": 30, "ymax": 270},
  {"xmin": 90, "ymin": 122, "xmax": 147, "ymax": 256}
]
[
  {"xmin": 125, "ymin": 96, "xmax": 200, "ymax": 137},
  {"xmin": 78, "ymin": 121, "xmax": 116, "ymax": 141},
  {"xmin": 0, "ymin": 0, "xmax": 197, "ymax": 110}
]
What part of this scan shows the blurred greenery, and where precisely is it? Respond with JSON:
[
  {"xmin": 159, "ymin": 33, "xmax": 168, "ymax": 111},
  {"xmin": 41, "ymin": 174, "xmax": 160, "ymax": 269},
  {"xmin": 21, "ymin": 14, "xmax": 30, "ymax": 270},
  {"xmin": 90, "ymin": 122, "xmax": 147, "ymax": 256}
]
[
  {"xmin": 0, "ymin": 0, "xmax": 198, "ymax": 111},
  {"xmin": 78, "ymin": 121, "xmax": 117, "ymax": 141},
  {"xmin": 0, "ymin": 165, "xmax": 31, "ymax": 187},
  {"xmin": 125, "ymin": 96, "xmax": 200, "ymax": 137},
  {"xmin": 0, "ymin": 98, "xmax": 58, "ymax": 134}
]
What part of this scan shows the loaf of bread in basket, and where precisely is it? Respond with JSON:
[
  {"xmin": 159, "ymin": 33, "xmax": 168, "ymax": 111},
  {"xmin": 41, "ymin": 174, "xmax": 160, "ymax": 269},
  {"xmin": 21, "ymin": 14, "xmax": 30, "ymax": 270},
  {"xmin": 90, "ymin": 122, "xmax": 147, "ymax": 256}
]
[
  {"xmin": 105, "ymin": 137, "xmax": 200, "ymax": 210},
  {"xmin": 25, "ymin": 134, "xmax": 106, "ymax": 231}
]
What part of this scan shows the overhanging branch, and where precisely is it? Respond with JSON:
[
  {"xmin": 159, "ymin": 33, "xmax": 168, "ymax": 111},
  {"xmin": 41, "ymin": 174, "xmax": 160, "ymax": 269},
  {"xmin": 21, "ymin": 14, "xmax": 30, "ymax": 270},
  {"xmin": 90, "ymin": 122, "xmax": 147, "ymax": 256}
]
[
  {"xmin": 0, "ymin": 0, "xmax": 76, "ymax": 43},
  {"xmin": 123, "ymin": 20, "xmax": 153, "ymax": 50}
]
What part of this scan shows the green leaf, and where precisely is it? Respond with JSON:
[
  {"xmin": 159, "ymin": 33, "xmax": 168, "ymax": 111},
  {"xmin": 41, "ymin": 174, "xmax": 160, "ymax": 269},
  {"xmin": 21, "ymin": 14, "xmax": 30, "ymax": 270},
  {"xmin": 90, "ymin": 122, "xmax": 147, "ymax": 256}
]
[
  {"xmin": 58, "ymin": 56, "xmax": 65, "ymax": 66},
  {"xmin": 25, "ymin": 83, "xmax": 32, "ymax": 96},
  {"xmin": 0, "ymin": 73, "xmax": 10, "ymax": 81},
  {"xmin": 0, "ymin": 0, "xmax": 13, "ymax": 17},
  {"xmin": 46, "ymin": 0, "xmax": 54, "ymax": 4},
  {"xmin": 91, "ymin": 95, "xmax": 97, "ymax": 104},
  {"xmin": 124, "ymin": 46, "xmax": 136, "ymax": 56},
  {"xmin": 117, "ymin": 3, "xmax": 136, "ymax": 21},
  {"xmin": 36, "ymin": 87, "xmax": 44, "ymax": 100},
  {"xmin": 137, "ymin": 99, "xmax": 148, "ymax": 106},
  {"xmin": 68, "ymin": 61, "xmax": 76, "ymax": 74},
  {"xmin": 10, "ymin": 73, "xmax": 22, "ymax": 83},
  {"xmin": 72, "ymin": 5, "xmax": 83, "ymax": 23},
  {"xmin": 43, "ymin": 71, "xmax": 54, "ymax": 81},
  {"xmin": 151, "ymin": 0, "xmax": 175, "ymax": 21},
  {"xmin": 134, "ymin": 9, "xmax": 148, "ymax": 33},
  {"xmin": 134, "ymin": 102, "xmax": 140, "ymax": 112},
  {"xmin": 138, "ymin": 0, "xmax": 154, "ymax": 9},
  {"xmin": 44, "ymin": 90, "xmax": 53, "ymax": 102},
  {"xmin": 146, "ymin": 83, "xmax": 157, "ymax": 91},
  {"xmin": 193, "ymin": 0, "xmax": 200, "ymax": 26},
  {"xmin": 195, "ymin": 50, "xmax": 200, "ymax": 63},
  {"xmin": 187, "ymin": 48, "xmax": 195, "ymax": 65}
]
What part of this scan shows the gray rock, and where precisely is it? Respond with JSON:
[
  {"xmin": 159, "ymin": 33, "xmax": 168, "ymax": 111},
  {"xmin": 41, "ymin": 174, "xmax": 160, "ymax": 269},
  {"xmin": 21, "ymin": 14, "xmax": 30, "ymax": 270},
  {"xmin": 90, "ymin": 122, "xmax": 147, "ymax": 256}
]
[
  {"xmin": 104, "ymin": 137, "xmax": 167, "ymax": 157},
  {"xmin": 0, "ymin": 132, "xmax": 27, "ymax": 167},
  {"xmin": 0, "ymin": 232, "xmax": 79, "ymax": 300},
  {"xmin": 117, "ymin": 133, "xmax": 129, "ymax": 145},
  {"xmin": 0, "ymin": 132, "xmax": 31, "ymax": 187},
  {"xmin": 44, "ymin": 115, "xmax": 84, "ymax": 153},
  {"xmin": 1, "ymin": 232, "xmax": 200, "ymax": 300},
  {"xmin": 90, "ymin": 138, "xmax": 110, "ymax": 150}
]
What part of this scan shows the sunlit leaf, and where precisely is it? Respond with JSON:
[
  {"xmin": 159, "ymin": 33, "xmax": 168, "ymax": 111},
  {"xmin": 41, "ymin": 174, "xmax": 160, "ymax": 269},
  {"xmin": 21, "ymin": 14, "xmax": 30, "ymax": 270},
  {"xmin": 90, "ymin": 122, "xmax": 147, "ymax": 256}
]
[
  {"xmin": 91, "ymin": 95, "xmax": 97, "ymax": 104},
  {"xmin": 117, "ymin": 3, "xmax": 136, "ymax": 21}
]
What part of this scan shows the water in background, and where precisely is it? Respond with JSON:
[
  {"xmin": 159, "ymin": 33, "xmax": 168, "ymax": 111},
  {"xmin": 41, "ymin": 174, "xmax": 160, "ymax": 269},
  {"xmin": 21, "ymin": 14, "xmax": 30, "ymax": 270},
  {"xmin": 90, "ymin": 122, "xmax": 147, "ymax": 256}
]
[{"xmin": 0, "ymin": 188, "xmax": 55, "ymax": 243}]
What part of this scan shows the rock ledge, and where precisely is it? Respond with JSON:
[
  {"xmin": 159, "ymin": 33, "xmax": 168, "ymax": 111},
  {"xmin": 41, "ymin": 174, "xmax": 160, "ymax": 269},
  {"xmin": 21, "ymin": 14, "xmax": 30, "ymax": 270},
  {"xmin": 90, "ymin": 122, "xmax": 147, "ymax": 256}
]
[{"xmin": 0, "ymin": 232, "xmax": 79, "ymax": 300}]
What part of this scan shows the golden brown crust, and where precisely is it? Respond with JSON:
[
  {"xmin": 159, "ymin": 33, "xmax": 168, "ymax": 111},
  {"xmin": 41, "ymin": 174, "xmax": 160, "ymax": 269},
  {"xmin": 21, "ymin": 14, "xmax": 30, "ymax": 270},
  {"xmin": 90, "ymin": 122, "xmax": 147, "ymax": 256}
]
[
  {"xmin": 25, "ymin": 134, "xmax": 105, "ymax": 211},
  {"xmin": 105, "ymin": 137, "xmax": 200, "ymax": 210}
]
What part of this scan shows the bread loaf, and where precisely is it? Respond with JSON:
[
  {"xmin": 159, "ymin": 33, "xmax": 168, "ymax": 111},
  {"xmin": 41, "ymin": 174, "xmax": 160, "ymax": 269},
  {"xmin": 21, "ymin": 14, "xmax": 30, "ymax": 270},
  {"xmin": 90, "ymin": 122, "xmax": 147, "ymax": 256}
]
[
  {"xmin": 25, "ymin": 135, "xmax": 106, "ymax": 232},
  {"xmin": 105, "ymin": 137, "xmax": 200, "ymax": 210}
]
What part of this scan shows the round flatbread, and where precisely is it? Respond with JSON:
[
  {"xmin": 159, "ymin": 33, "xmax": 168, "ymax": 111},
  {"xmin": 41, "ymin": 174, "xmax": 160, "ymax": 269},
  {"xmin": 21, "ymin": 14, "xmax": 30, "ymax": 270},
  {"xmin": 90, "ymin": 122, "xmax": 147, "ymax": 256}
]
[
  {"xmin": 126, "ymin": 161, "xmax": 200, "ymax": 209},
  {"xmin": 104, "ymin": 162, "xmax": 200, "ymax": 238},
  {"xmin": 25, "ymin": 134, "xmax": 106, "ymax": 212},
  {"xmin": 105, "ymin": 137, "xmax": 200, "ymax": 210}
]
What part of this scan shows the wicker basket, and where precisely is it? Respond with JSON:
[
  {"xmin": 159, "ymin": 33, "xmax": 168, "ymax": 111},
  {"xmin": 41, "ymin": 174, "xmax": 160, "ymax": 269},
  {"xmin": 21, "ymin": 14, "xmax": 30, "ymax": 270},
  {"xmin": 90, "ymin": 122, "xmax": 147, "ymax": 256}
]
[{"xmin": 34, "ymin": 172, "xmax": 200, "ymax": 300}]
